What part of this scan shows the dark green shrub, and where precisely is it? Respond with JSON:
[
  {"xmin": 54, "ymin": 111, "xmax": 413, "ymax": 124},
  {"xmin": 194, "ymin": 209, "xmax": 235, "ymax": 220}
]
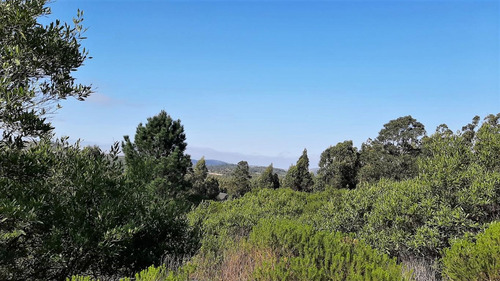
[
  {"xmin": 0, "ymin": 138, "xmax": 196, "ymax": 280},
  {"xmin": 0, "ymin": 139, "xmax": 136, "ymax": 279}
]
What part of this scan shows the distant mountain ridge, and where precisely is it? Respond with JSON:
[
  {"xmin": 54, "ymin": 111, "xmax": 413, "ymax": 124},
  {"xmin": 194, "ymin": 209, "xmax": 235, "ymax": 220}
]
[
  {"xmin": 120, "ymin": 157, "xmax": 315, "ymax": 176},
  {"xmin": 191, "ymin": 159, "xmax": 229, "ymax": 167}
]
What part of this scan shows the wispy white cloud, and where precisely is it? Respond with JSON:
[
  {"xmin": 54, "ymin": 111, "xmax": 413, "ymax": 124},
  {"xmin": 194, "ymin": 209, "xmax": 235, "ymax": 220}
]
[{"xmin": 86, "ymin": 93, "xmax": 115, "ymax": 106}]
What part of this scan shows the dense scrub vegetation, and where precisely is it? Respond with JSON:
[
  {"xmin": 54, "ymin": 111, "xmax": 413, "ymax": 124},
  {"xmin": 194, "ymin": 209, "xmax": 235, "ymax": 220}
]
[
  {"xmin": 442, "ymin": 221, "xmax": 500, "ymax": 281},
  {"xmin": 1, "ymin": 1, "xmax": 499, "ymax": 280}
]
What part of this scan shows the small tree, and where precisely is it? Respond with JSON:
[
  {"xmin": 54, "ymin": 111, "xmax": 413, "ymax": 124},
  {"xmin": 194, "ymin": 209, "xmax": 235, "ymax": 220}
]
[
  {"xmin": 258, "ymin": 164, "xmax": 280, "ymax": 189},
  {"xmin": 461, "ymin": 115, "xmax": 481, "ymax": 144},
  {"xmin": 317, "ymin": 140, "xmax": 359, "ymax": 190},
  {"xmin": 284, "ymin": 149, "xmax": 314, "ymax": 192},
  {"xmin": 191, "ymin": 157, "xmax": 220, "ymax": 200},
  {"xmin": 473, "ymin": 113, "xmax": 500, "ymax": 172},
  {"xmin": 192, "ymin": 157, "xmax": 208, "ymax": 191},
  {"xmin": 228, "ymin": 161, "xmax": 252, "ymax": 197}
]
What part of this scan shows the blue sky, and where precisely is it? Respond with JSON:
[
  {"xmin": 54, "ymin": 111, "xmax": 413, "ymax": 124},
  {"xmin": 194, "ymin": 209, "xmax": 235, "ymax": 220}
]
[{"xmin": 47, "ymin": 0, "xmax": 499, "ymax": 168}]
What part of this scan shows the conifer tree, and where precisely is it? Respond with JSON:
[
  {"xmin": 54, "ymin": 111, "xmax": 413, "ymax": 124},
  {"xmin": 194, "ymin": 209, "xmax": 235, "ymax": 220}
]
[
  {"xmin": 284, "ymin": 149, "xmax": 314, "ymax": 192},
  {"xmin": 258, "ymin": 164, "xmax": 280, "ymax": 189},
  {"xmin": 191, "ymin": 157, "xmax": 219, "ymax": 200},
  {"xmin": 122, "ymin": 110, "xmax": 192, "ymax": 198},
  {"xmin": 228, "ymin": 161, "xmax": 252, "ymax": 197},
  {"xmin": 193, "ymin": 157, "xmax": 208, "ymax": 187}
]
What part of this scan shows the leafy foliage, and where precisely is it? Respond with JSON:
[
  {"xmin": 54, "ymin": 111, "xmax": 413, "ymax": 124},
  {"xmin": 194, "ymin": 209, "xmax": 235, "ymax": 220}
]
[
  {"xmin": 474, "ymin": 113, "xmax": 500, "ymax": 173},
  {"xmin": 358, "ymin": 116, "xmax": 426, "ymax": 183},
  {"xmin": 0, "ymin": 137, "xmax": 197, "ymax": 280},
  {"xmin": 187, "ymin": 188, "xmax": 331, "ymax": 267},
  {"xmin": 0, "ymin": 0, "xmax": 92, "ymax": 146},
  {"xmin": 0, "ymin": 139, "xmax": 135, "ymax": 279},
  {"xmin": 317, "ymin": 140, "xmax": 359, "ymax": 190},
  {"xmin": 377, "ymin": 115, "xmax": 426, "ymax": 155},
  {"xmin": 189, "ymin": 157, "xmax": 220, "ymax": 201}
]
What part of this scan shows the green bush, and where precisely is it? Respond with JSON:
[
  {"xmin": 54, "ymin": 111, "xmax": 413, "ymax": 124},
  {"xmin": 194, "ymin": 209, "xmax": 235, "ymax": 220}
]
[
  {"xmin": 121, "ymin": 265, "xmax": 167, "ymax": 281},
  {"xmin": 186, "ymin": 188, "xmax": 331, "ymax": 273},
  {"xmin": 312, "ymin": 119, "xmax": 500, "ymax": 261},
  {"xmin": 189, "ymin": 187, "xmax": 324, "ymax": 238},
  {"xmin": 69, "ymin": 264, "xmax": 194, "ymax": 281},
  {"xmin": 360, "ymin": 179, "xmax": 437, "ymax": 257},
  {"xmin": 312, "ymin": 179, "xmax": 435, "ymax": 257},
  {"xmin": 249, "ymin": 219, "xmax": 410, "ymax": 281},
  {"xmin": 0, "ymin": 139, "xmax": 135, "ymax": 279},
  {"xmin": 442, "ymin": 221, "xmax": 500, "ymax": 281},
  {"xmin": 0, "ymin": 138, "xmax": 196, "ymax": 279},
  {"xmin": 474, "ymin": 114, "xmax": 500, "ymax": 172}
]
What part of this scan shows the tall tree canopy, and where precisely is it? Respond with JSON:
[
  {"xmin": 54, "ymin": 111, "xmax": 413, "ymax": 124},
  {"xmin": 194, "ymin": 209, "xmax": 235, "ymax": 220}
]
[
  {"xmin": 358, "ymin": 116, "xmax": 426, "ymax": 183},
  {"xmin": 474, "ymin": 114, "xmax": 500, "ymax": 172},
  {"xmin": 0, "ymin": 0, "xmax": 91, "ymax": 146},
  {"xmin": 120, "ymin": 111, "xmax": 198, "ymax": 272},
  {"xmin": 376, "ymin": 115, "xmax": 426, "ymax": 156}
]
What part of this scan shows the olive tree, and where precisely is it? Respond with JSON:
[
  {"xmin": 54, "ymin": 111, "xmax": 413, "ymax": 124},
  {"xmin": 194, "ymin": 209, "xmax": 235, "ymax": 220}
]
[{"xmin": 0, "ymin": 0, "xmax": 91, "ymax": 146}]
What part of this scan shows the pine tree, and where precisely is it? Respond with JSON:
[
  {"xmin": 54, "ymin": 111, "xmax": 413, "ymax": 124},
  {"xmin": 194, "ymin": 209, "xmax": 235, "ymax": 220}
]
[
  {"xmin": 120, "ymin": 111, "xmax": 196, "ymax": 270},
  {"xmin": 122, "ymin": 110, "xmax": 192, "ymax": 198},
  {"xmin": 193, "ymin": 157, "xmax": 208, "ymax": 188}
]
